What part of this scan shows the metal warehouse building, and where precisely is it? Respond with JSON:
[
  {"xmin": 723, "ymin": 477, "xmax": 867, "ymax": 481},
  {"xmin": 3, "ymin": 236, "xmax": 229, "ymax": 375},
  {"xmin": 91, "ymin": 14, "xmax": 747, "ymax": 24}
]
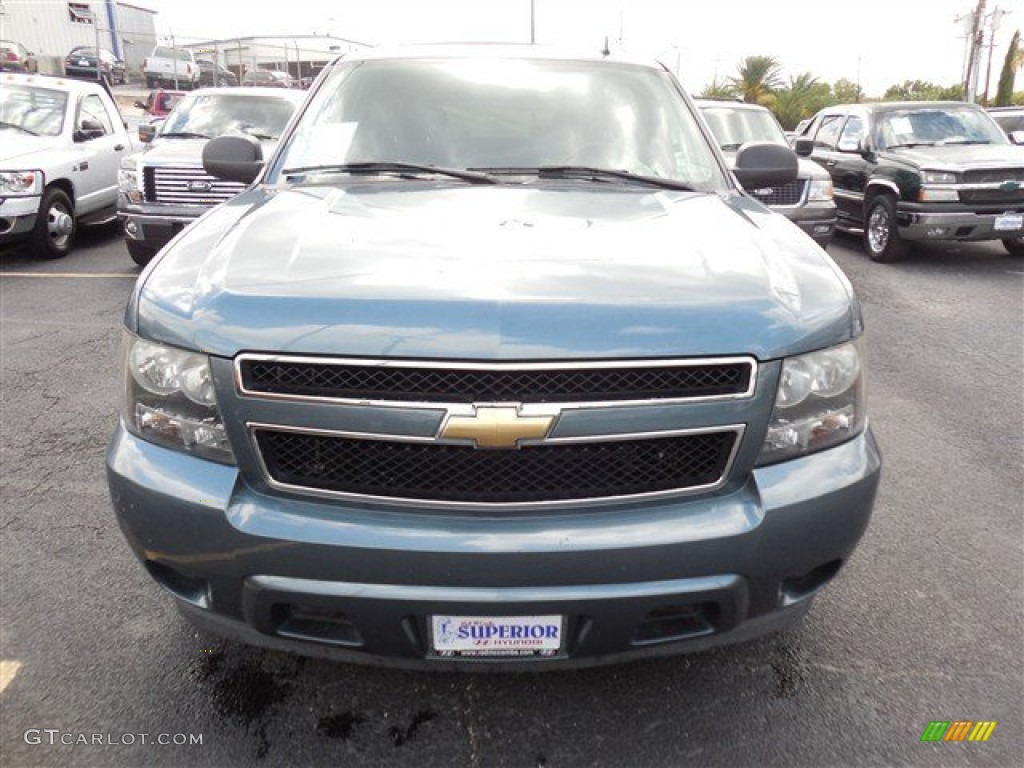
[
  {"xmin": 182, "ymin": 35, "xmax": 370, "ymax": 82},
  {"xmin": 0, "ymin": 0, "xmax": 157, "ymax": 73}
]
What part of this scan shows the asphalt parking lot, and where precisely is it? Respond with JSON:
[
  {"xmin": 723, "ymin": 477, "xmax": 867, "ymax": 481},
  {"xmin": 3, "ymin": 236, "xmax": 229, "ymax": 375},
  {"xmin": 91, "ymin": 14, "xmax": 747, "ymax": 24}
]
[{"xmin": 1, "ymin": 228, "xmax": 1021, "ymax": 767}]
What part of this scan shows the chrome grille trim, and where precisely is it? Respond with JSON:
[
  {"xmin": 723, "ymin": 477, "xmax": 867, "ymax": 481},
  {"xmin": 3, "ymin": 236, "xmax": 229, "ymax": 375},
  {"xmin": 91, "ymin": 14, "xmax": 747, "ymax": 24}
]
[
  {"xmin": 233, "ymin": 354, "xmax": 759, "ymax": 408},
  {"xmin": 146, "ymin": 166, "xmax": 246, "ymax": 205},
  {"xmin": 246, "ymin": 422, "xmax": 747, "ymax": 510}
]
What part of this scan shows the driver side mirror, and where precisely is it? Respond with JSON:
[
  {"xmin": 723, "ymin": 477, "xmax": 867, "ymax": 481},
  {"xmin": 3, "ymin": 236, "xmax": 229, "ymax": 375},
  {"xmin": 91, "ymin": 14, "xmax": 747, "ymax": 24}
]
[
  {"xmin": 793, "ymin": 137, "xmax": 814, "ymax": 157},
  {"xmin": 138, "ymin": 122, "xmax": 160, "ymax": 143},
  {"xmin": 733, "ymin": 142, "xmax": 798, "ymax": 189},
  {"xmin": 74, "ymin": 119, "xmax": 105, "ymax": 142},
  {"xmin": 203, "ymin": 135, "xmax": 264, "ymax": 184},
  {"xmin": 1009, "ymin": 130, "xmax": 1024, "ymax": 146},
  {"xmin": 134, "ymin": 100, "xmax": 148, "ymax": 110}
]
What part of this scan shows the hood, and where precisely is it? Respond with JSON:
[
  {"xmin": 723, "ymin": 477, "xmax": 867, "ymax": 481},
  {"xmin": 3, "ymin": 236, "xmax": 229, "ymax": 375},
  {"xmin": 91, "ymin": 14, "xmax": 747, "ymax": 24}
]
[
  {"xmin": 143, "ymin": 136, "xmax": 278, "ymax": 164},
  {"xmin": 880, "ymin": 143, "xmax": 1024, "ymax": 172},
  {"xmin": 135, "ymin": 183, "xmax": 857, "ymax": 361},
  {"xmin": 0, "ymin": 133, "xmax": 64, "ymax": 164}
]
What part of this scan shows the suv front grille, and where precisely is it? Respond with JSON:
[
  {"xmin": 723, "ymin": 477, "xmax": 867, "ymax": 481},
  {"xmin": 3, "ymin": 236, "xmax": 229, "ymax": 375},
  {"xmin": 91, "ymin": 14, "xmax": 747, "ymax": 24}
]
[
  {"xmin": 962, "ymin": 168, "xmax": 1024, "ymax": 184},
  {"xmin": 255, "ymin": 429, "xmax": 738, "ymax": 505},
  {"xmin": 958, "ymin": 188, "xmax": 1024, "ymax": 204},
  {"xmin": 748, "ymin": 179, "xmax": 806, "ymax": 207},
  {"xmin": 239, "ymin": 358, "xmax": 754, "ymax": 403},
  {"xmin": 144, "ymin": 166, "xmax": 246, "ymax": 205}
]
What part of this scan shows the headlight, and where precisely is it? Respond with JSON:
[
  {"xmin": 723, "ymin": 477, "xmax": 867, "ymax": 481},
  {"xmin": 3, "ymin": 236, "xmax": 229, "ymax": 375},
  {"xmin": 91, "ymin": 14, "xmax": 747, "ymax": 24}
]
[
  {"xmin": 921, "ymin": 170, "xmax": 957, "ymax": 184},
  {"xmin": 757, "ymin": 338, "xmax": 866, "ymax": 465},
  {"xmin": 806, "ymin": 178, "xmax": 833, "ymax": 202},
  {"xmin": 118, "ymin": 157, "xmax": 142, "ymax": 204},
  {"xmin": 121, "ymin": 333, "xmax": 234, "ymax": 463},
  {"xmin": 0, "ymin": 170, "xmax": 44, "ymax": 196}
]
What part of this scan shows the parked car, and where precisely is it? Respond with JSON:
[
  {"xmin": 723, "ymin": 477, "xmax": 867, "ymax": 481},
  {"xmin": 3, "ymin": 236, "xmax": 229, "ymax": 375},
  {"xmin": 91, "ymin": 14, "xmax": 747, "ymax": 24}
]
[
  {"xmin": 107, "ymin": 47, "xmax": 880, "ymax": 669},
  {"xmin": 1, "ymin": 73, "xmax": 134, "ymax": 258},
  {"xmin": 802, "ymin": 101, "xmax": 1024, "ymax": 260},
  {"xmin": 0, "ymin": 40, "xmax": 37, "ymax": 73},
  {"xmin": 144, "ymin": 45, "xmax": 199, "ymax": 89},
  {"xmin": 696, "ymin": 99, "xmax": 837, "ymax": 247},
  {"xmin": 118, "ymin": 87, "xmax": 304, "ymax": 265},
  {"xmin": 988, "ymin": 106, "xmax": 1024, "ymax": 137},
  {"xmin": 134, "ymin": 89, "xmax": 186, "ymax": 118},
  {"xmin": 196, "ymin": 59, "xmax": 238, "ymax": 87},
  {"xmin": 241, "ymin": 69, "xmax": 295, "ymax": 88},
  {"xmin": 64, "ymin": 46, "xmax": 125, "ymax": 84}
]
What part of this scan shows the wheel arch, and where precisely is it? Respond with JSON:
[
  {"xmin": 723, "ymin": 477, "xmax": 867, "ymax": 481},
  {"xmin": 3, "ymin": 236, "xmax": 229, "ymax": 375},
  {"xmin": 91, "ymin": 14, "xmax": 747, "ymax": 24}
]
[
  {"xmin": 46, "ymin": 178, "xmax": 76, "ymax": 207},
  {"xmin": 862, "ymin": 179, "xmax": 900, "ymax": 216}
]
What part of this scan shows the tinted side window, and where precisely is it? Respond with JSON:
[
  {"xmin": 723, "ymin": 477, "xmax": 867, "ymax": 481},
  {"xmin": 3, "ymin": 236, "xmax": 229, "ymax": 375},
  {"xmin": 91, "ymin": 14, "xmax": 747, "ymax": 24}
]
[
  {"xmin": 79, "ymin": 94, "xmax": 112, "ymax": 135},
  {"xmin": 154, "ymin": 47, "xmax": 172, "ymax": 59},
  {"xmin": 813, "ymin": 115, "xmax": 843, "ymax": 149},
  {"xmin": 837, "ymin": 116, "xmax": 865, "ymax": 151}
]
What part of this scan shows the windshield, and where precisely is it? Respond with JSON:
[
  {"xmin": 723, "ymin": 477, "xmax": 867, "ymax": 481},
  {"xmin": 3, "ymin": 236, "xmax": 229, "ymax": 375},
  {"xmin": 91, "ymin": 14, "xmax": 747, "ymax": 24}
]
[
  {"xmin": 271, "ymin": 58, "xmax": 725, "ymax": 190},
  {"xmin": 877, "ymin": 107, "xmax": 1007, "ymax": 148},
  {"xmin": 699, "ymin": 105, "xmax": 787, "ymax": 149},
  {"xmin": 161, "ymin": 93, "xmax": 296, "ymax": 139},
  {"xmin": 0, "ymin": 85, "xmax": 68, "ymax": 136}
]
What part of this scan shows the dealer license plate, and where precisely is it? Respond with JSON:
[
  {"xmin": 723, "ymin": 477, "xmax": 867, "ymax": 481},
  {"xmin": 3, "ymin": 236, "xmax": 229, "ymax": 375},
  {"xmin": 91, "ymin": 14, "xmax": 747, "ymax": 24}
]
[
  {"xmin": 994, "ymin": 213, "xmax": 1023, "ymax": 232},
  {"xmin": 431, "ymin": 615, "xmax": 563, "ymax": 658}
]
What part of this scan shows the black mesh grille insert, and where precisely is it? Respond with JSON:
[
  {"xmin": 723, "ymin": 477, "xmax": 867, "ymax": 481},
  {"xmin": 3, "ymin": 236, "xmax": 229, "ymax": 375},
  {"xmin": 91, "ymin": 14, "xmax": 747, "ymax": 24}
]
[
  {"xmin": 143, "ymin": 166, "xmax": 156, "ymax": 202},
  {"xmin": 256, "ymin": 430, "xmax": 737, "ymax": 504},
  {"xmin": 241, "ymin": 359, "xmax": 752, "ymax": 403},
  {"xmin": 747, "ymin": 179, "xmax": 806, "ymax": 207}
]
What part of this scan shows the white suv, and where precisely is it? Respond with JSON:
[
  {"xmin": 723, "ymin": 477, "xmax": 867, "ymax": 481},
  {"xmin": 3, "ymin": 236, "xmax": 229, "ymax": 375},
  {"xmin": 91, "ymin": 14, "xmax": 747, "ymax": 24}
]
[{"xmin": 143, "ymin": 46, "xmax": 199, "ymax": 90}]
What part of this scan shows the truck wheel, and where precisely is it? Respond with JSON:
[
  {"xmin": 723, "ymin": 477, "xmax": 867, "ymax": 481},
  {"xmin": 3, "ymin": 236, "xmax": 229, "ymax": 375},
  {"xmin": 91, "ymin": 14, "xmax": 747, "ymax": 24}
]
[
  {"xmin": 30, "ymin": 188, "xmax": 75, "ymax": 259},
  {"xmin": 863, "ymin": 195, "xmax": 909, "ymax": 263},
  {"xmin": 126, "ymin": 240, "xmax": 158, "ymax": 267},
  {"xmin": 1003, "ymin": 237, "xmax": 1024, "ymax": 258}
]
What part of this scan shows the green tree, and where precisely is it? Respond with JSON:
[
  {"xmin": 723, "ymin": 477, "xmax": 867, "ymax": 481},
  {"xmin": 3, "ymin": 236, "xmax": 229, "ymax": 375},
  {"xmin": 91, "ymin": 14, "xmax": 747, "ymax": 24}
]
[
  {"xmin": 772, "ymin": 73, "xmax": 831, "ymax": 130},
  {"xmin": 699, "ymin": 79, "xmax": 737, "ymax": 99},
  {"xmin": 994, "ymin": 29, "xmax": 1020, "ymax": 106},
  {"xmin": 883, "ymin": 80, "xmax": 962, "ymax": 101},
  {"xmin": 832, "ymin": 78, "xmax": 864, "ymax": 104},
  {"xmin": 730, "ymin": 55, "xmax": 784, "ymax": 106}
]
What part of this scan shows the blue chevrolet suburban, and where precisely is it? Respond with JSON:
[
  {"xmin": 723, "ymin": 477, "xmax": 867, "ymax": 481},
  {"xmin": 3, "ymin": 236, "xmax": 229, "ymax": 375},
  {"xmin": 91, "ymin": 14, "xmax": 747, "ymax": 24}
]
[{"xmin": 107, "ymin": 47, "xmax": 881, "ymax": 669}]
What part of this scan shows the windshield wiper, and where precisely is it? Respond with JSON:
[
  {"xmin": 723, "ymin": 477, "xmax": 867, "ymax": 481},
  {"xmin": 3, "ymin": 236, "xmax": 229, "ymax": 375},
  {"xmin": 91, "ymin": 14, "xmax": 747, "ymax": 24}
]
[
  {"xmin": 885, "ymin": 142, "xmax": 936, "ymax": 149},
  {"xmin": 936, "ymin": 139, "xmax": 992, "ymax": 146},
  {"xmin": 243, "ymin": 131, "xmax": 278, "ymax": 141},
  {"xmin": 471, "ymin": 165, "xmax": 696, "ymax": 192},
  {"xmin": 0, "ymin": 121, "xmax": 38, "ymax": 136},
  {"xmin": 158, "ymin": 131, "xmax": 211, "ymax": 139},
  {"xmin": 281, "ymin": 161, "xmax": 498, "ymax": 185},
  {"xmin": 719, "ymin": 143, "xmax": 744, "ymax": 151}
]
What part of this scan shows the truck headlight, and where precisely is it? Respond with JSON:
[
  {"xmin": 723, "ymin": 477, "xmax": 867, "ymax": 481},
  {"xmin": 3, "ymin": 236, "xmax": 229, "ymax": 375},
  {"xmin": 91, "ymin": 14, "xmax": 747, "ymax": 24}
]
[
  {"xmin": 0, "ymin": 170, "xmax": 44, "ymax": 196},
  {"xmin": 918, "ymin": 186, "xmax": 960, "ymax": 202},
  {"xmin": 921, "ymin": 170, "xmax": 957, "ymax": 184},
  {"xmin": 121, "ymin": 332, "xmax": 235, "ymax": 463},
  {"xmin": 757, "ymin": 338, "xmax": 866, "ymax": 465},
  {"xmin": 806, "ymin": 178, "xmax": 833, "ymax": 202},
  {"xmin": 118, "ymin": 157, "xmax": 142, "ymax": 204}
]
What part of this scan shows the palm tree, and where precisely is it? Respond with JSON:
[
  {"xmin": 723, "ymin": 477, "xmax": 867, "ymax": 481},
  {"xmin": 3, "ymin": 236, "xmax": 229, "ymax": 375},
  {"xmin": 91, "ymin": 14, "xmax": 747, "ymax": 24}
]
[
  {"xmin": 699, "ymin": 79, "xmax": 737, "ymax": 99},
  {"xmin": 730, "ymin": 55, "xmax": 784, "ymax": 106}
]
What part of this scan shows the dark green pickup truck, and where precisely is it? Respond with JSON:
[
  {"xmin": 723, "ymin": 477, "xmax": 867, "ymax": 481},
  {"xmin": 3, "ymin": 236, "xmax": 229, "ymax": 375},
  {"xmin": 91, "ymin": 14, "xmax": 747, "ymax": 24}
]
[{"xmin": 799, "ymin": 101, "xmax": 1024, "ymax": 261}]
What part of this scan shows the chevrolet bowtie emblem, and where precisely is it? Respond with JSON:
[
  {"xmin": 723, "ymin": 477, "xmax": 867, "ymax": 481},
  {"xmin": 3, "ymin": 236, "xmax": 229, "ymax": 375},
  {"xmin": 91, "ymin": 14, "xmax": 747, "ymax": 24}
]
[{"xmin": 440, "ymin": 406, "xmax": 554, "ymax": 449}]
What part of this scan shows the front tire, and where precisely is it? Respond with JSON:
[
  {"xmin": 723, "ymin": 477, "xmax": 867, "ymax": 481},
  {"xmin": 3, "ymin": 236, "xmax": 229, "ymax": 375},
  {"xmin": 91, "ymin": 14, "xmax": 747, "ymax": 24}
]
[
  {"xmin": 1002, "ymin": 237, "xmax": 1024, "ymax": 258},
  {"xmin": 126, "ymin": 240, "xmax": 158, "ymax": 267},
  {"xmin": 30, "ymin": 188, "xmax": 75, "ymax": 259},
  {"xmin": 863, "ymin": 195, "xmax": 910, "ymax": 263}
]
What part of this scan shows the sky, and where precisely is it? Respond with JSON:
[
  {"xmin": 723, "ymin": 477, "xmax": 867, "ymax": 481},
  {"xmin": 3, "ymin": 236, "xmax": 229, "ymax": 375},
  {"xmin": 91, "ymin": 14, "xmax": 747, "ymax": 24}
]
[{"xmin": 141, "ymin": 0, "xmax": 1020, "ymax": 98}]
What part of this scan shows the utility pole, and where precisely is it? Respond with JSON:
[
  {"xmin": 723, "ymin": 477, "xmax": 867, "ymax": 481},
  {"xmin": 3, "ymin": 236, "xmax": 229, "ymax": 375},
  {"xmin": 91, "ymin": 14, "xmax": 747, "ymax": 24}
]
[
  {"xmin": 982, "ymin": 6, "xmax": 1009, "ymax": 104},
  {"xmin": 530, "ymin": 0, "xmax": 535, "ymax": 44},
  {"xmin": 963, "ymin": 0, "xmax": 986, "ymax": 102}
]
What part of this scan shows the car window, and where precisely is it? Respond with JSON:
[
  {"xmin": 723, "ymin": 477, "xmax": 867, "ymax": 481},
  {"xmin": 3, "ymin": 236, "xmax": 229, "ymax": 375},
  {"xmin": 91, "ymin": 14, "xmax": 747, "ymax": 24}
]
[
  {"xmin": 157, "ymin": 92, "xmax": 183, "ymax": 112},
  {"xmin": 174, "ymin": 49, "xmax": 193, "ymax": 62},
  {"xmin": 162, "ymin": 93, "xmax": 297, "ymax": 139},
  {"xmin": 876, "ymin": 107, "xmax": 1007, "ymax": 148},
  {"xmin": 699, "ymin": 105, "xmax": 787, "ymax": 149},
  {"xmin": 837, "ymin": 116, "xmax": 865, "ymax": 152},
  {"xmin": 154, "ymin": 47, "xmax": 172, "ymax": 58},
  {"xmin": 274, "ymin": 58, "xmax": 726, "ymax": 189},
  {"xmin": 0, "ymin": 84, "xmax": 68, "ymax": 136},
  {"xmin": 79, "ymin": 94, "xmax": 112, "ymax": 135},
  {"xmin": 813, "ymin": 115, "xmax": 844, "ymax": 150}
]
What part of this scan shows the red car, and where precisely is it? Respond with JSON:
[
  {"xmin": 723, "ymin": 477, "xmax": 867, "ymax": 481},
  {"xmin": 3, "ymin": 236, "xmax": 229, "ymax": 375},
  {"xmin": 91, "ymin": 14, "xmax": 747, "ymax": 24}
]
[{"xmin": 135, "ymin": 89, "xmax": 186, "ymax": 117}]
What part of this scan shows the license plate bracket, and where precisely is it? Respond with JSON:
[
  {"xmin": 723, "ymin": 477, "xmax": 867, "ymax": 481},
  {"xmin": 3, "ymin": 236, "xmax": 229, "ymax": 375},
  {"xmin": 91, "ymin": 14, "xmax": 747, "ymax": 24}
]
[{"xmin": 430, "ymin": 614, "xmax": 564, "ymax": 658}]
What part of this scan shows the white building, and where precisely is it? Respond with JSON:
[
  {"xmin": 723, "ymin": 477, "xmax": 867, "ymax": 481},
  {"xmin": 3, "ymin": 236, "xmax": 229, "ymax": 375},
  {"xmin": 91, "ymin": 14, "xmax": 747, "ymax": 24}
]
[
  {"xmin": 0, "ymin": 0, "xmax": 157, "ymax": 73},
  {"xmin": 184, "ymin": 35, "xmax": 371, "ymax": 82}
]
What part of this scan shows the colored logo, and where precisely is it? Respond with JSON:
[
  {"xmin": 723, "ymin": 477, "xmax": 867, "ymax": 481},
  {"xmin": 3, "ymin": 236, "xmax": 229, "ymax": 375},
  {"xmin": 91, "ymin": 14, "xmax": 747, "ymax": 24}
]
[
  {"xmin": 440, "ymin": 406, "xmax": 554, "ymax": 449},
  {"xmin": 999, "ymin": 180, "xmax": 1020, "ymax": 192},
  {"xmin": 920, "ymin": 721, "xmax": 996, "ymax": 742}
]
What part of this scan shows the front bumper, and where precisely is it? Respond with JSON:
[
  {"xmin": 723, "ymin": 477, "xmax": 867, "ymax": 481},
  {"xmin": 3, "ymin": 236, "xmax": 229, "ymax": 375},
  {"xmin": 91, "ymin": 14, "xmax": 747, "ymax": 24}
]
[
  {"xmin": 119, "ymin": 203, "xmax": 205, "ymax": 250},
  {"xmin": 897, "ymin": 202, "xmax": 1024, "ymax": 242},
  {"xmin": 0, "ymin": 195, "xmax": 41, "ymax": 245},
  {"xmin": 781, "ymin": 201, "xmax": 838, "ymax": 248},
  {"xmin": 107, "ymin": 425, "xmax": 881, "ymax": 669}
]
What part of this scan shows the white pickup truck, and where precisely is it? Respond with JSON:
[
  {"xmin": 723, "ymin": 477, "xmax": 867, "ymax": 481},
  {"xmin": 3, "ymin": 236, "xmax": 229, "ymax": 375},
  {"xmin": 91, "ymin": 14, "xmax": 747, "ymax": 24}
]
[
  {"xmin": 0, "ymin": 73, "xmax": 134, "ymax": 258},
  {"xmin": 143, "ymin": 46, "xmax": 199, "ymax": 90}
]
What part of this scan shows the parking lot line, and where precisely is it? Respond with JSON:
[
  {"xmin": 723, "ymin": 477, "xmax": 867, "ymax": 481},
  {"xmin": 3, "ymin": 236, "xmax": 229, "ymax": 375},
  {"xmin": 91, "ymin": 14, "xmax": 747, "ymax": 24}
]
[{"xmin": 0, "ymin": 272, "xmax": 138, "ymax": 278}]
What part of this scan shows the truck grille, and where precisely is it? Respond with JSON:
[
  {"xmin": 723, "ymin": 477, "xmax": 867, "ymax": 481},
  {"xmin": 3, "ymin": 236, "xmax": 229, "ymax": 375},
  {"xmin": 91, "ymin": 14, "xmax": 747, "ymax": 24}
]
[
  {"xmin": 239, "ymin": 358, "xmax": 754, "ymax": 403},
  {"xmin": 748, "ymin": 179, "xmax": 806, "ymax": 207},
  {"xmin": 143, "ymin": 166, "xmax": 246, "ymax": 205},
  {"xmin": 958, "ymin": 188, "xmax": 1024, "ymax": 204},
  {"xmin": 961, "ymin": 168, "xmax": 1024, "ymax": 184},
  {"xmin": 254, "ymin": 429, "xmax": 738, "ymax": 504}
]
